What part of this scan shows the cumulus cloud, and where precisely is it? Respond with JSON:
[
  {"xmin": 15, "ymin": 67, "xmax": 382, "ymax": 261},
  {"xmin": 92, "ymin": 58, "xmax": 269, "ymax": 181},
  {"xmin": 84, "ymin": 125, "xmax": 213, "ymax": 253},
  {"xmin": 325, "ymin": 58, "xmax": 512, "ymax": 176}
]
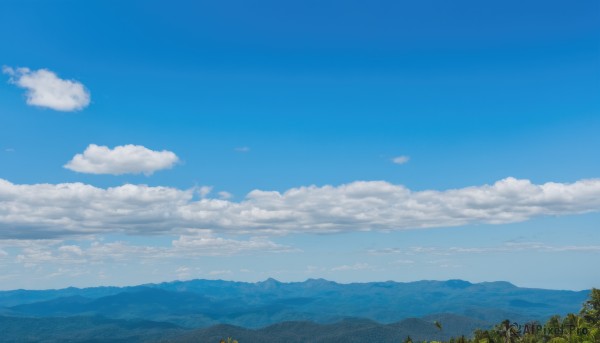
[
  {"xmin": 64, "ymin": 144, "xmax": 179, "ymax": 175},
  {"xmin": 3, "ymin": 66, "xmax": 90, "ymax": 111},
  {"xmin": 392, "ymin": 155, "xmax": 410, "ymax": 164},
  {"xmin": 1, "ymin": 177, "xmax": 600, "ymax": 239}
]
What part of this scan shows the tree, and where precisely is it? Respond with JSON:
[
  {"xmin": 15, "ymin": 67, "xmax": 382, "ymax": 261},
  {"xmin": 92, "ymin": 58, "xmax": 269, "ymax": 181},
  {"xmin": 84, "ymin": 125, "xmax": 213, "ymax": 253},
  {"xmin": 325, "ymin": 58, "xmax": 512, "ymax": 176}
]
[
  {"xmin": 473, "ymin": 328, "xmax": 497, "ymax": 343},
  {"xmin": 581, "ymin": 288, "xmax": 600, "ymax": 326},
  {"xmin": 545, "ymin": 315, "xmax": 563, "ymax": 340},
  {"xmin": 496, "ymin": 320, "xmax": 520, "ymax": 343}
]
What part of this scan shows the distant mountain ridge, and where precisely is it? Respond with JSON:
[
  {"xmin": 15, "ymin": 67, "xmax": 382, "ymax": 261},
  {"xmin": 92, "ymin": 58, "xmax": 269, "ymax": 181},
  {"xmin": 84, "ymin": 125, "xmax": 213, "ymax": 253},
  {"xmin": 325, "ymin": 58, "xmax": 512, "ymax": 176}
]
[{"xmin": 0, "ymin": 278, "xmax": 589, "ymax": 330}]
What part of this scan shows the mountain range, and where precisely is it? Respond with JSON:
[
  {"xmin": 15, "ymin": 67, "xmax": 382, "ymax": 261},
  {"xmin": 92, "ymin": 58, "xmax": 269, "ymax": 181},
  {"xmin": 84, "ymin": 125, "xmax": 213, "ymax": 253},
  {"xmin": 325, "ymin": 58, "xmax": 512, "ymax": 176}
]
[{"xmin": 0, "ymin": 278, "xmax": 591, "ymax": 342}]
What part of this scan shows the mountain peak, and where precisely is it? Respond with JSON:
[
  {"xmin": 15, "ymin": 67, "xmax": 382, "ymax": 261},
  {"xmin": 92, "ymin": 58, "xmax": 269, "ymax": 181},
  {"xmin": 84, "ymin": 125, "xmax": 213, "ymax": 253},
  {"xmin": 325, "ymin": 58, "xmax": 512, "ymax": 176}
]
[
  {"xmin": 304, "ymin": 278, "xmax": 335, "ymax": 286},
  {"xmin": 258, "ymin": 278, "xmax": 281, "ymax": 288}
]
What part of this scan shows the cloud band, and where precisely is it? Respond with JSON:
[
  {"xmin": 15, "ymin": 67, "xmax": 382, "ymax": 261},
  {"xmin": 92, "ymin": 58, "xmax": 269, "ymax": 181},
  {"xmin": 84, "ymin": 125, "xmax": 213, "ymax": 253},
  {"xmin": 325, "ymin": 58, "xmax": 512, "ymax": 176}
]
[{"xmin": 0, "ymin": 177, "xmax": 599, "ymax": 239}]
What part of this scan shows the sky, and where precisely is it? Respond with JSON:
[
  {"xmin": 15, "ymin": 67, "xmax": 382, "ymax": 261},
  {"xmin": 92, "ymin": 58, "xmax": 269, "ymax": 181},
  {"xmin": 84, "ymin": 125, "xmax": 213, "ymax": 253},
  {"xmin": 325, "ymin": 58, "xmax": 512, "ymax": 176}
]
[{"xmin": 0, "ymin": 0, "xmax": 599, "ymax": 291}]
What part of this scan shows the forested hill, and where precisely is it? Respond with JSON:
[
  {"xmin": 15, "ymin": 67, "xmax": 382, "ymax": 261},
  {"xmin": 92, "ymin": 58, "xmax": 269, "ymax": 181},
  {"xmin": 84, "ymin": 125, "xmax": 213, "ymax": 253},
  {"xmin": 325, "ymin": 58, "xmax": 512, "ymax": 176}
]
[{"xmin": 0, "ymin": 278, "xmax": 588, "ymax": 330}]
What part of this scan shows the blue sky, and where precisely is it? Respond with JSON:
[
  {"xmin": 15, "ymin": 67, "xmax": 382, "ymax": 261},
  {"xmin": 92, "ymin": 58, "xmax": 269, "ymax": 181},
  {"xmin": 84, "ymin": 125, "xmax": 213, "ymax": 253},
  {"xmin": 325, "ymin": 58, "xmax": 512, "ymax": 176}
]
[{"xmin": 0, "ymin": 0, "xmax": 598, "ymax": 290}]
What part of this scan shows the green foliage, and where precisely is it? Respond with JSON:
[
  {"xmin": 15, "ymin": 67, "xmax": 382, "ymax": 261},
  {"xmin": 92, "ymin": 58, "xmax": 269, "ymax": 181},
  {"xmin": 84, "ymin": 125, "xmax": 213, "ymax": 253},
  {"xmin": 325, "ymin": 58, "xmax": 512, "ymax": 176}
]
[
  {"xmin": 581, "ymin": 288, "xmax": 600, "ymax": 326},
  {"xmin": 495, "ymin": 319, "xmax": 520, "ymax": 343}
]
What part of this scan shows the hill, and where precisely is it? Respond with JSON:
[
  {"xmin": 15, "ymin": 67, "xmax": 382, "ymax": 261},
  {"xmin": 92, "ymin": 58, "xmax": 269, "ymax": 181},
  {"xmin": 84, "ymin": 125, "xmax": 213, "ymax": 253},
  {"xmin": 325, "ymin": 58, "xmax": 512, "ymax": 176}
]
[
  {"xmin": 0, "ymin": 314, "xmax": 486, "ymax": 343},
  {"xmin": 0, "ymin": 315, "xmax": 185, "ymax": 343},
  {"xmin": 1, "ymin": 278, "xmax": 588, "ymax": 328}
]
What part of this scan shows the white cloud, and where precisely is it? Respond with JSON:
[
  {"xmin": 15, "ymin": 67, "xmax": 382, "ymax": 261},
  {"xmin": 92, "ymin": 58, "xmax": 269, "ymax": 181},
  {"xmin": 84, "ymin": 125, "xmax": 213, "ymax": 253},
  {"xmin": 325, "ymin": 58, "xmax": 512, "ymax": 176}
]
[
  {"xmin": 171, "ymin": 229, "xmax": 296, "ymax": 256},
  {"xmin": 218, "ymin": 191, "xmax": 233, "ymax": 200},
  {"xmin": 198, "ymin": 186, "xmax": 213, "ymax": 198},
  {"xmin": 235, "ymin": 147, "xmax": 250, "ymax": 153},
  {"xmin": 58, "ymin": 245, "xmax": 83, "ymax": 256},
  {"xmin": 3, "ymin": 66, "xmax": 90, "ymax": 111},
  {"xmin": 392, "ymin": 155, "xmax": 410, "ymax": 164},
  {"xmin": 64, "ymin": 144, "xmax": 179, "ymax": 175},
  {"xmin": 370, "ymin": 242, "xmax": 600, "ymax": 256},
  {"xmin": 1, "ymin": 177, "xmax": 600, "ymax": 239},
  {"xmin": 331, "ymin": 263, "xmax": 371, "ymax": 271},
  {"xmin": 5, "ymin": 231, "xmax": 293, "ymax": 268}
]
